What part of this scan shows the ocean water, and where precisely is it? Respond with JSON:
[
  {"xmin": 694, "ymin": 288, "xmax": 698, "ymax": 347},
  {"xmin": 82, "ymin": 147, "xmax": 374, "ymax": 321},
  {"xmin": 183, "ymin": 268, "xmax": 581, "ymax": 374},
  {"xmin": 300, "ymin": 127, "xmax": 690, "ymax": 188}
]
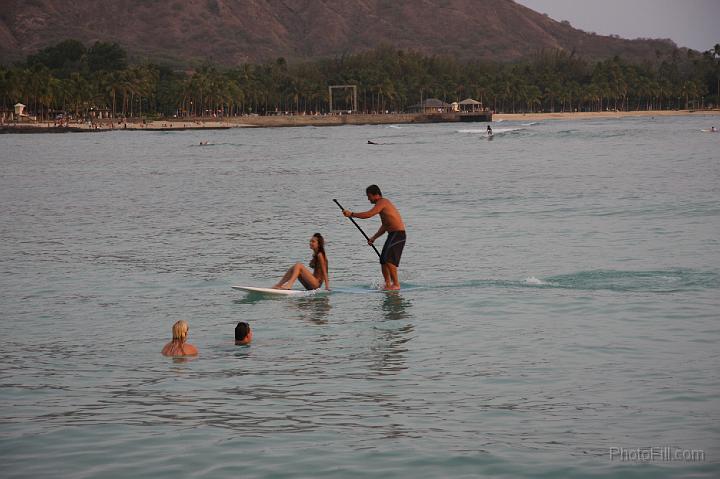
[{"xmin": 1, "ymin": 115, "xmax": 719, "ymax": 478}]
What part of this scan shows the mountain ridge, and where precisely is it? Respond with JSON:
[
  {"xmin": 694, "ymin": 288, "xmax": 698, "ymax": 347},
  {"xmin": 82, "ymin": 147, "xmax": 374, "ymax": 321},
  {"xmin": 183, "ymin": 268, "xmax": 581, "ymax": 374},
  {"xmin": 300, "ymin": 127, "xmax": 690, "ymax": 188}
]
[{"xmin": 1, "ymin": 0, "xmax": 681, "ymax": 65}]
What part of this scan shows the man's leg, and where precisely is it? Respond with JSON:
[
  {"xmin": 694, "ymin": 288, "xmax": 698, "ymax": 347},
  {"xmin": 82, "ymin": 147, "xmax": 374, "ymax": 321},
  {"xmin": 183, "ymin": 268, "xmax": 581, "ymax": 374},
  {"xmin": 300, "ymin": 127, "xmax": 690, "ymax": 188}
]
[
  {"xmin": 387, "ymin": 263, "xmax": 400, "ymax": 290},
  {"xmin": 381, "ymin": 263, "xmax": 392, "ymax": 289}
]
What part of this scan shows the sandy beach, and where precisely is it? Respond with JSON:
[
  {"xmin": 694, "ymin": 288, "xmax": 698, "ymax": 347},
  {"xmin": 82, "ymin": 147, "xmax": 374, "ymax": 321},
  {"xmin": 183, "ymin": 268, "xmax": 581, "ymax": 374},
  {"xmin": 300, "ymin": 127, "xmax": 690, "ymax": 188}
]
[
  {"xmin": 494, "ymin": 109, "xmax": 720, "ymax": 121},
  {"xmin": 2, "ymin": 109, "xmax": 718, "ymax": 133}
]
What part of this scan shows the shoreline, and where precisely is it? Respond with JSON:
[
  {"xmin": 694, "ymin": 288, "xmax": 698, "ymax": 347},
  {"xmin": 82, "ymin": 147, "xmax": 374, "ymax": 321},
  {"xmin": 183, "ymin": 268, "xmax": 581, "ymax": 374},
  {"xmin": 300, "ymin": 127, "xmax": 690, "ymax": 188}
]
[{"xmin": 1, "ymin": 109, "xmax": 718, "ymax": 133}]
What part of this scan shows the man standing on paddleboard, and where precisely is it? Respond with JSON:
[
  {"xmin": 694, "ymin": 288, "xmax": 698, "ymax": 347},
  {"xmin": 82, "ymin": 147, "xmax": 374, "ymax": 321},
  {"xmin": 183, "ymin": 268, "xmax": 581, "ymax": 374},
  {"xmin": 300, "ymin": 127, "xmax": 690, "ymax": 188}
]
[{"xmin": 342, "ymin": 185, "xmax": 406, "ymax": 290}]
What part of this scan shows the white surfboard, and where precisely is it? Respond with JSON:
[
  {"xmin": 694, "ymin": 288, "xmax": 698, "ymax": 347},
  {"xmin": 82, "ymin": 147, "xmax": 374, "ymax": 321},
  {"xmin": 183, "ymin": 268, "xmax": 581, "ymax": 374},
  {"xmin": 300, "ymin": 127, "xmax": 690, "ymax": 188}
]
[{"xmin": 232, "ymin": 286, "xmax": 321, "ymax": 295}]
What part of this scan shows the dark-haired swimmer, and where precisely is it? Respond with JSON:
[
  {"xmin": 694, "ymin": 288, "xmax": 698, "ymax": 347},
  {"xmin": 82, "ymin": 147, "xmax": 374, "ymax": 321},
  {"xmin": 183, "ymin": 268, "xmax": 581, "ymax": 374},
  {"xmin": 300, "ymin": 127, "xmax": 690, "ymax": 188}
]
[
  {"xmin": 273, "ymin": 233, "xmax": 330, "ymax": 291},
  {"xmin": 235, "ymin": 322, "xmax": 253, "ymax": 345}
]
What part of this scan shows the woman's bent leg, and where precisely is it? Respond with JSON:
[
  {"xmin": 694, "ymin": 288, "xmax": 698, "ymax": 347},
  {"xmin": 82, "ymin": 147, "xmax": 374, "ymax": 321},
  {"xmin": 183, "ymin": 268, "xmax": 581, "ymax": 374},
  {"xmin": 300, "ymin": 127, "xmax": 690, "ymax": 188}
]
[
  {"xmin": 298, "ymin": 267, "xmax": 321, "ymax": 290},
  {"xmin": 273, "ymin": 265, "xmax": 296, "ymax": 289},
  {"xmin": 277, "ymin": 263, "xmax": 317, "ymax": 290}
]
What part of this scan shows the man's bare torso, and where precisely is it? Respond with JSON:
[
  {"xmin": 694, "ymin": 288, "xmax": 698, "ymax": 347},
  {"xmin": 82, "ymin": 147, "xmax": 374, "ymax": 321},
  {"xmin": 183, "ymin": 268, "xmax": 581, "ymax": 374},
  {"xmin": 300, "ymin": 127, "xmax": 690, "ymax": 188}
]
[{"xmin": 378, "ymin": 198, "xmax": 405, "ymax": 232}]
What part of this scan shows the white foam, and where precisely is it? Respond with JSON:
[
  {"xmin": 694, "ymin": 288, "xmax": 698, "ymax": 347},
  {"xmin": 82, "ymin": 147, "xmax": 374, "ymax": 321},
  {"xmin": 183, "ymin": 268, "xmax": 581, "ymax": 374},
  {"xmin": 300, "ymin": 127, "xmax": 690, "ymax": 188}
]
[
  {"xmin": 523, "ymin": 276, "xmax": 548, "ymax": 285},
  {"xmin": 457, "ymin": 127, "xmax": 522, "ymax": 134},
  {"xmin": 369, "ymin": 278, "xmax": 384, "ymax": 290}
]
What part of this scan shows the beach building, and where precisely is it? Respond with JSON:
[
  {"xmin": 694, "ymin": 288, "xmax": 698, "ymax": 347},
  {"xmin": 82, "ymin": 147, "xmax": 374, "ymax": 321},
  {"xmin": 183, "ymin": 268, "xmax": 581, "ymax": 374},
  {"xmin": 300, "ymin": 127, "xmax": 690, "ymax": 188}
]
[
  {"xmin": 12, "ymin": 102, "xmax": 36, "ymax": 122},
  {"xmin": 89, "ymin": 107, "xmax": 112, "ymax": 119},
  {"xmin": 0, "ymin": 107, "xmax": 14, "ymax": 123},
  {"xmin": 407, "ymin": 98, "xmax": 451, "ymax": 113},
  {"xmin": 458, "ymin": 98, "xmax": 484, "ymax": 112}
]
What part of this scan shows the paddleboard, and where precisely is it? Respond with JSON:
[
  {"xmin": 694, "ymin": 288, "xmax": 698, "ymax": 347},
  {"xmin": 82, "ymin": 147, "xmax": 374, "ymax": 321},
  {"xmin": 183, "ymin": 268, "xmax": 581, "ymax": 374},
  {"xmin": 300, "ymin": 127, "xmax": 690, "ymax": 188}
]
[{"xmin": 232, "ymin": 286, "xmax": 321, "ymax": 295}]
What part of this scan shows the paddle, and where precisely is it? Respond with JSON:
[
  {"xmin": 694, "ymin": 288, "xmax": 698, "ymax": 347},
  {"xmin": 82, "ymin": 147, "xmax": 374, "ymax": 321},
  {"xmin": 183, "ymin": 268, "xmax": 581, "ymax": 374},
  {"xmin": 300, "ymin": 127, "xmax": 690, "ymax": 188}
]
[{"xmin": 333, "ymin": 199, "xmax": 381, "ymax": 258}]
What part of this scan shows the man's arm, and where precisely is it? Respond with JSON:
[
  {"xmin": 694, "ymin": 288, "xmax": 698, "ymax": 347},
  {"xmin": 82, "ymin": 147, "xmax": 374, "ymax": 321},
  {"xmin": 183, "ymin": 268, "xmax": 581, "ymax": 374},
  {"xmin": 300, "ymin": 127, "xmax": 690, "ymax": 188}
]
[
  {"xmin": 343, "ymin": 201, "xmax": 384, "ymax": 219},
  {"xmin": 368, "ymin": 224, "xmax": 387, "ymax": 245},
  {"xmin": 318, "ymin": 254, "xmax": 330, "ymax": 290}
]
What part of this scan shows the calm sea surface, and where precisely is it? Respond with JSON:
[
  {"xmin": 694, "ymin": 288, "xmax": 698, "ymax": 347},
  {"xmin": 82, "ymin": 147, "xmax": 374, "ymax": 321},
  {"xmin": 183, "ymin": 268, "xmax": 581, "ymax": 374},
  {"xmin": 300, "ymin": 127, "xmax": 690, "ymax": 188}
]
[{"xmin": 1, "ymin": 115, "xmax": 719, "ymax": 478}]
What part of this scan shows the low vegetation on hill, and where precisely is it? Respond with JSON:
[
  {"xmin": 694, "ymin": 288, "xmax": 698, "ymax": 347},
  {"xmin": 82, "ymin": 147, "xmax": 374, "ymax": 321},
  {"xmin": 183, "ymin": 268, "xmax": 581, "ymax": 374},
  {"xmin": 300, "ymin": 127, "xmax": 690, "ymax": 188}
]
[{"xmin": 2, "ymin": 41, "xmax": 718, "ymax": 120}]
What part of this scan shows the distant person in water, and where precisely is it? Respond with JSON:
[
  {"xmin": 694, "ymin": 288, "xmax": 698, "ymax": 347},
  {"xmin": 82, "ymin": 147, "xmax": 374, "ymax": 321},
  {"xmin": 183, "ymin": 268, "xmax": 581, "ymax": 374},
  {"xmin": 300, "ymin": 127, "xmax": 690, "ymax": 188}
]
[
  {"xmin": 487, "ymin": 125, "xmax": 493, "ymax": 136},
  {"xmin": 342, "ymin": 185, "xmax": 406, "ymax": 290},
  {"xmin": 711, "ymin": 126, "xmax": 717, "ymax": 132},
  {"xmin": 273, "ymin": 233, "xmax": 330, "ymax": 291},
  {"xmin": 368, "ymin": 140, "xmax": 378, "ymax": 145},
  {"xmin": 161, "ymin": 320, "xmax": 198, "ymax": 357},
  {"xmin": 235, "ymin": 322, "xmax": 253, "ymax": 345}
]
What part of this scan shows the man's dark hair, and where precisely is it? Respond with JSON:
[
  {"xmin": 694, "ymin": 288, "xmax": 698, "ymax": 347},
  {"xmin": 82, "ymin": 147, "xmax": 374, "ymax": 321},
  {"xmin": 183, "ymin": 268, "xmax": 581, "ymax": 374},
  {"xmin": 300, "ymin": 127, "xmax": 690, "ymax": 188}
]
[
  {"xmin": 235, "ymin": 322, "xmax": 250, "ymax": 341},
  {"xmin": 366, "ymin": 184, "xmax": 382, "ymax": 196}
]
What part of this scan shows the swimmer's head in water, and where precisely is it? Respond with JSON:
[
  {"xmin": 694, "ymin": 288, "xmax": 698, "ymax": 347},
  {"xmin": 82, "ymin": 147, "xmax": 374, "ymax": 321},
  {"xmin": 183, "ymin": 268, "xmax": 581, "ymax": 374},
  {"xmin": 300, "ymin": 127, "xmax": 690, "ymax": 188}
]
[
  {"xmin": 235, "ymin": 322, "xmax": 252, "ymax": 344},
  {"xmin": 172, "ymin": 320, "xmax": 189, "ymax": 342}
]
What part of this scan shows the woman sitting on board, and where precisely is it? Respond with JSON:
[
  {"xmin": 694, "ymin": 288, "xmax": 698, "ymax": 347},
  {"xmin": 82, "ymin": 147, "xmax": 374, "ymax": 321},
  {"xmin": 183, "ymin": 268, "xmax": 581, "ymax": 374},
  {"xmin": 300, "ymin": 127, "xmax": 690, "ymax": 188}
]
[
  {"xmin": 161, "ymin": 320, "xmax": 198, "ymax": 357},
  {"xmin": 273, "ymin": 233, "xmax": 330, "ymax": 291}
]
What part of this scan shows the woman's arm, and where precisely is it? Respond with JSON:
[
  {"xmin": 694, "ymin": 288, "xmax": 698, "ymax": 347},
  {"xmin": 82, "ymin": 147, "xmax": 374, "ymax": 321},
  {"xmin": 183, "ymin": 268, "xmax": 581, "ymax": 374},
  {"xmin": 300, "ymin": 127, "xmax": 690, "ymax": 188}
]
[{"xmin": 319, "ymin": 253, "xmax": 330, "ymax": 290}]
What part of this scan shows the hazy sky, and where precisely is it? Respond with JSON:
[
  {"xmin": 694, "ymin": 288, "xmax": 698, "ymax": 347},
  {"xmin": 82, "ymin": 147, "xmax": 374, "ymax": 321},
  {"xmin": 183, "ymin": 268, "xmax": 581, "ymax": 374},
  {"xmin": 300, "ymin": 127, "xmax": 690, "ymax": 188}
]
[{"xmin": 516, "ymin": 0, "xmax": 720, "ymax": 52}]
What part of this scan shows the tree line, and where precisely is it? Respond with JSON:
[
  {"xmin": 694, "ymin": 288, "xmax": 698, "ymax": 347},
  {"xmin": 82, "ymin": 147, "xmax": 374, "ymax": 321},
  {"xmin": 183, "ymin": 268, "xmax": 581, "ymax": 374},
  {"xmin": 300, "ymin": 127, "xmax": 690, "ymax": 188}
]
[{"xmin": 1, "ymin": 39, "xmax": 719, "ymax": 120}]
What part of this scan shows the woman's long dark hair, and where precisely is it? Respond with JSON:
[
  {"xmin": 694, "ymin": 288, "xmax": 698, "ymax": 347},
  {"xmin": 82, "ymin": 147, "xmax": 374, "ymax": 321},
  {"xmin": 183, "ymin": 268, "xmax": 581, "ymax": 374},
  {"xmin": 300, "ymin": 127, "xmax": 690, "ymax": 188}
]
[{"xmin": 310, "ymin": 233, "xmax": 326, "ymax": 268}]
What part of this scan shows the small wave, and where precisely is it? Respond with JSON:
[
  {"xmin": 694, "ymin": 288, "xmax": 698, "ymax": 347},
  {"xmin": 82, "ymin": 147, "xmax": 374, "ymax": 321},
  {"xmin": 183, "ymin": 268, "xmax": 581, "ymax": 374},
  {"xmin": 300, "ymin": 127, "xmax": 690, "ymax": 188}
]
[
  {"xmin": 431, "ymin": 269, "xmax": 719, "ymax": 293},
  {"xmin": 543, "ymin": 269, "xmax": 720, "ymax": 293},
  {"xmin": 457, "ymin": 127, "xmax": 522, "ymax": 134},
  {"xmin": 521, "ymin": 122, "xmax": 540, "ymax": 126}
]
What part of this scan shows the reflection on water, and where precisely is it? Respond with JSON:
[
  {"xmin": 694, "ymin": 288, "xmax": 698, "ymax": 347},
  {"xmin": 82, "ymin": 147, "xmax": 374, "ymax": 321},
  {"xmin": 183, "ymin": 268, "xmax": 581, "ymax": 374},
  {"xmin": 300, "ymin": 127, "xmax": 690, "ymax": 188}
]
[
  {"xmin": 169, "ymin": 356, "xmax": 195, "ymax": 365},
  {"xmin": 233, "ymin": 291, "xmax": 281, "ymax": 304},
  {"xmin": 290, "ymin": 296, "xmax": 331, "ymax": 324},
  {"xmin": 371, "ymin": 292, "xmax": 414, "ymax": 375},
  {"xmin": 233, "ymin": 344, "xmax": 252, "ymax": 359},
  {"xmin": 381, "ymin": 291, "xmax": 412, "ymax": 321}
]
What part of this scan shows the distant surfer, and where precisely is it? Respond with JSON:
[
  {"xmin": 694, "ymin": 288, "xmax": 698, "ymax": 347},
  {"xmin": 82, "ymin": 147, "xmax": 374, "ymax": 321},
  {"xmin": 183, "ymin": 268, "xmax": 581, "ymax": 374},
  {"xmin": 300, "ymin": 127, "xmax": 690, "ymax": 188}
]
[
  {"xmin": 342, "ymin": 185, "xmax": 406, "ymax": 290},
  {"xmin": 711, "ymin": 126, "xmax": 717, "ymax": 132},
  {"xmin": 273, "ymin": 233, "xmax": 330, "ymax": 291},
  {"xmin": 486, "ymin": 125, "xmax": 493, "ymax": 136},
  {"xmin": 367, "ymin": 140, "xmax": 378, "ymax": 145}
]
